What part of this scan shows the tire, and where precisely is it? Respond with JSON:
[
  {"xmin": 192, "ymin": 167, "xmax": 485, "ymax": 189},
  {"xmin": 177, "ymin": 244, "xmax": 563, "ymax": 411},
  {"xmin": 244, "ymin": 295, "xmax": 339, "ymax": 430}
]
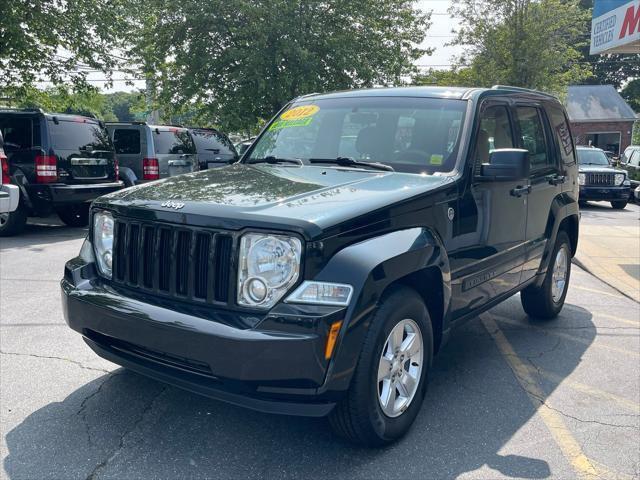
[
  {"xmin": 611, "ymin": 201, "xmax": 627, "ymax": 210},
  {"xmin": 521, "ymin": 230, "xmax": 571, "ymax": 320},
  {"xmin": 0, "ymin": 200, "xmax": 27, "ymax": 237},
  {"xmin": 328, "ymin": 286, "xmax": 433, "ymax": 447},
  {"xmin": 56, "ymin": 203, "xmax": 90, "ymax": 227}
]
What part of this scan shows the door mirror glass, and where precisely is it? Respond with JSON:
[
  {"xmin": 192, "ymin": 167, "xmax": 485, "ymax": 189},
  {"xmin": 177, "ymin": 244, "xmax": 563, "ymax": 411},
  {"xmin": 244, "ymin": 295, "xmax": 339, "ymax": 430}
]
[{"xmin": 480, "ymin": 149, "xmax": 529, "ymax": 180}]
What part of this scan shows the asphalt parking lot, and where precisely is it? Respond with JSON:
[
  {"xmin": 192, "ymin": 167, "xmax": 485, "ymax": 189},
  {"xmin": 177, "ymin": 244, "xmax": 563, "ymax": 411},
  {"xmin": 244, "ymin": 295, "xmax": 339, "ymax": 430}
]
[{"xmin": 1, "ymin": 205, "xmax": 639, "ymax": 480}]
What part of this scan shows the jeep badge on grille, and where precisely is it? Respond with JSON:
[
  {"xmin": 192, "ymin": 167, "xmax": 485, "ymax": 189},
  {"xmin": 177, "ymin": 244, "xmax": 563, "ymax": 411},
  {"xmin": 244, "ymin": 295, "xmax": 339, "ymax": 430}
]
[{"xmin": 161, "ymin": 201, "xmax": 185, "ymax": 210}]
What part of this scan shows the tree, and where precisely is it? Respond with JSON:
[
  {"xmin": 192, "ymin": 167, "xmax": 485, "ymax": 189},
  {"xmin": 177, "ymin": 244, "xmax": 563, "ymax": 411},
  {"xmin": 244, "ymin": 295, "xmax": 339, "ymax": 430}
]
[
  {"xmin": 621, "ymin": 79, "xmax": 640, "ymax": 113},
  {"xmin": 129, "ymin": 0, "xmax": 431, "ymax": 133},
  {"xmin": 0, "ymin": 0, "xmax": 129, "ymax": 90},
  {"xmin": 575, "ymin": 0, "xmax": 640, "ymax": 89},
  {"xmin": 103, "ymin": 92, "xmax": 146, "ymax": 122},
  {"xmin": 448, "ymin": 0, "xmax": 592, "ymax": 94}
]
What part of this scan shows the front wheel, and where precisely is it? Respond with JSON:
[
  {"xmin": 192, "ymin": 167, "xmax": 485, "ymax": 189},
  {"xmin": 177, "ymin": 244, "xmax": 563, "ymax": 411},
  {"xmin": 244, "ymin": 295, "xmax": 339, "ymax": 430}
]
[
  {"xmin": 328, "ymin": 286, "xmax": 433, "ymax": 446},
  {"xmin": 611, "ymin": 201, "xmax": 627, "ymax": 210},
  {"xmin": 56, "ymin": 203, "xmax": 90, "ymax": 227},
  {"xmin": 521, "ymin": 231, "xmax": 571, "ymax": 320}
]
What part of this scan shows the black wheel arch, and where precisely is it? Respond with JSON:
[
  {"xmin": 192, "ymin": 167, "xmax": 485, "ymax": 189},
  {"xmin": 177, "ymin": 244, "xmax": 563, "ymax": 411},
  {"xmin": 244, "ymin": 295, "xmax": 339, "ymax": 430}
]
[{"xmin": 315, "ymin": 227, "xmax": 450, "ymax": 395}]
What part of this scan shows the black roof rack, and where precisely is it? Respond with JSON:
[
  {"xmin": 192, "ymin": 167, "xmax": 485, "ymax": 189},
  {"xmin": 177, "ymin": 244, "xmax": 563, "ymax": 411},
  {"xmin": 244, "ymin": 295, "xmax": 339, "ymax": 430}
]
[
  {"xmin": 0, "ymin": 107, "xmax": 46, "ymax": 114},
  {"xmin": 491, "ymin": 85, "xmax": 557, "ymax": 99},
  {"xmin": 105, "ymin": 121, "xmax": 147, "ymax": 125}
]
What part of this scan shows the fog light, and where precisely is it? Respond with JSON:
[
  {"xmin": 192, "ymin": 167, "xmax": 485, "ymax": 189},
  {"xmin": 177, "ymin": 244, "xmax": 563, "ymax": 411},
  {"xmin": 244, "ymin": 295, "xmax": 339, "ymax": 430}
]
[
  {"xmin": 245, "ymin": 277, "xmax": 268, "ymax": 303},
  {"xmin": 103, "ymin": 251, "xmax": 112, "ymax": 270}
]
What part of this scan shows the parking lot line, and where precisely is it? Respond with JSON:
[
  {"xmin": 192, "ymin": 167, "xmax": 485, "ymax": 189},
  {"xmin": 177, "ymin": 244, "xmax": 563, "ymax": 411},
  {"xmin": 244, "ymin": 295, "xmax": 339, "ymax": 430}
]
[
  {"xmin": 572, "ymin": 285, "xmax": 626, "ymax": 299},
  {"xmin": 529, "ymin": 366, "xmax": 639, "ymax": 413},
  {"xmin": 481, "ymin": 315, "xmax": 603, "ymax": 479},
  {"xmin": 495, "ymin": 316, "xmax": 640, "ymax": 358},
  {"xmin": 592, "ymin": 312, "xmax": 640, "ymax": 328}
]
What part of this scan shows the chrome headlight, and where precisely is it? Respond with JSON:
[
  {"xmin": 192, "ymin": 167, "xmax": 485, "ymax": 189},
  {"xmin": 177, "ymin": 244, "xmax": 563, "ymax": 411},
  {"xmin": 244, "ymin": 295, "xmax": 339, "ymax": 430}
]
[
  {"xmin": 286, "ymin": 281, "xmax": 353, "ymax": 306},
  {"xmin": 237, "ymin": 233, "xmax": 302, "ymax": 309},
  {"xmin": 614, "ymin": 173, "xmax": 626, "ymax": 186},
  {"xmin": 93, "ymin": 210, "xmax": 114, "ymax": 278},
  {"xmin": 578, "ymin": 173, "xmax": 585, "ymax": 186}
]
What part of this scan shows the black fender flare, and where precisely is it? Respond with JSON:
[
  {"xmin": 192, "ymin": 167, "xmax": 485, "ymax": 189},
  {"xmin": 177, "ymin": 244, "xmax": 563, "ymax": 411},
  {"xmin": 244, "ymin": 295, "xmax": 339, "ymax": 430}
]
[
  {"xmin": 315, "ymin": 227, "xmax": 450, "ymax": 394},
  {"xmin": 535, "ymin": 193, "xmax": 579, "ymax": 286}
]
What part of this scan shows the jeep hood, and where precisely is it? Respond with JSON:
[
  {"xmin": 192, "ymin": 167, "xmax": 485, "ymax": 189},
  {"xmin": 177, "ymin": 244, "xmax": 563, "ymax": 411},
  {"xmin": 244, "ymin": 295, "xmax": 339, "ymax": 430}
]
[
  {"xmin": 97, "ymin": 163, "xmax": 452, "ymax": 238},
  {"xmin": 578, "ymin": 165, "xmax": 626, "ymax": 174}
]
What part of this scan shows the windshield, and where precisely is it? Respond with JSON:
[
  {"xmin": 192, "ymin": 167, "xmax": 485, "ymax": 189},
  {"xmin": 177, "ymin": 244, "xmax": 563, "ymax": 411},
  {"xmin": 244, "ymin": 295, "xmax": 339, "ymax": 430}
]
[
  {"xmin": 577, "ymin": 149, "xmax": 609, "ymax": 166},
  {"xmin": 48, "ymin": 119, "xmax": 111, "ymax": 152},
  {"xmin": 247, "ymin": 97, "xmax": 467, "ymax": 174}
]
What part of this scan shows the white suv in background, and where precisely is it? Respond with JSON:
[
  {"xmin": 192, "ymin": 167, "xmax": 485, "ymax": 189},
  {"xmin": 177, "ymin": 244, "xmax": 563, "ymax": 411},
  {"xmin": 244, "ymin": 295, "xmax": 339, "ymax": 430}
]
[{"xmin": 0, "ymin": 131, "xmax": 19, "ymax": 218}]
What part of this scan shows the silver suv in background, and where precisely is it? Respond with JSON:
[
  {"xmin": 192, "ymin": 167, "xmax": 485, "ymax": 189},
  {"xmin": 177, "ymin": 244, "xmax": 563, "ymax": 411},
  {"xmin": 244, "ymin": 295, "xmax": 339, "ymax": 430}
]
[{"xmin": 106, "ymin": 123, "xmax": 198, "ymax": 185}]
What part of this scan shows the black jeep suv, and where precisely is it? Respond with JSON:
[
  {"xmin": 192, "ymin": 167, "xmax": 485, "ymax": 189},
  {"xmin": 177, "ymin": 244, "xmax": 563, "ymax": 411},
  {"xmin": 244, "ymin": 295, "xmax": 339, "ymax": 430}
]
[
  {"xmin": 62, "ymin": 86, "xmax": 579, "ymax": 446},
  {"xmin": 0, "ymin": 109, "xmax": 123, "ymax": 235},
  {"xmin": 576, "ymin": 146, "xmax": 631, "ymax": 209}
]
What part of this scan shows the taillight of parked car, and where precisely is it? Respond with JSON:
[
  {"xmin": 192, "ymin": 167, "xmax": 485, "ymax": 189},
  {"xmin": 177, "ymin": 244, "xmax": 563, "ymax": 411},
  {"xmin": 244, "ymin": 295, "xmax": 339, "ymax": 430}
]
[
  {"xmin": 1, "ymin": 152, "xmax": 9, "ymax": 184},
  {"xmin": 143, "ymin": 157, "xmax": 159, "ymax": 180},
  {"xmin": 35, "ymin": 155, "xmax": 58, "ymax": 183}
]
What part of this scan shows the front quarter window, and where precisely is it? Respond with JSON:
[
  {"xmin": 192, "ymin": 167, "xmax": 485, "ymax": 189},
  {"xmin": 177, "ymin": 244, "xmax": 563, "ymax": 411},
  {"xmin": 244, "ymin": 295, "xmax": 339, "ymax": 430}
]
[{"xmin": 248, "ymin": 96, "xmax": 467, "ymax": 174}]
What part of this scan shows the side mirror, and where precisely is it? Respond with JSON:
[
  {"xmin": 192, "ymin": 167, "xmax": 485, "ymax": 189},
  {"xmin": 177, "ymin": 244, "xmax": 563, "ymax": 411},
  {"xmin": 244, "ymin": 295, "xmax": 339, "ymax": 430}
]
[{"xmin": 480, "ymin": 149, "xmax": 529, "ymax": 181}]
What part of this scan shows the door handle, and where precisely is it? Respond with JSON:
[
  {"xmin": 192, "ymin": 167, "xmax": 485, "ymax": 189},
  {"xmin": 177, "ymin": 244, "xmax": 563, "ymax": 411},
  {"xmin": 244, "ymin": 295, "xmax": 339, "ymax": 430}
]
[
  {"xmin": 548, "ymin": 174, "xmax": 566, "ymax": 186},
  {"xmin": 510, "ymin": 185, "xmax": 531, "ymax": 197}
]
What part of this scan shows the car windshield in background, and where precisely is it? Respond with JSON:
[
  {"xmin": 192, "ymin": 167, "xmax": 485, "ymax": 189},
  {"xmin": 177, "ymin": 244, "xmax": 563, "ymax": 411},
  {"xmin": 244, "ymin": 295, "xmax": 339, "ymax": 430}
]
[
  {"xmin": 247, "ymin": 97, "xmax": 467, "ymax": 174},
  {"xmin": 153, "ymin": 129, "xmax": 196, "ymax": 154},
  {"xmin": 191, "ymin": 129, "xmax": 236, "ymax": 156},
  {"xmin": 577, "ymin": 149, "xmax": 610, "ymax": 166},
  {"xmin": 48, "ymin": 119, "xmax": 111, "ymax": 151}
]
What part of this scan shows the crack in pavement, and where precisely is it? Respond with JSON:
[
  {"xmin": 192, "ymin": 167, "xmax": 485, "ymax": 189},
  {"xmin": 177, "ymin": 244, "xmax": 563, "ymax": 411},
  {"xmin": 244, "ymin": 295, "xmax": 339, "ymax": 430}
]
[
  {"xmin": 85, "ymin": 386, "xmax": 168, "ymax": 480},
  {"xmin": 0, "ymin": 350, "xmax": 111, "ymax": 373},
  {"xmin": 76, "ymin": 372, "xmax": 126, "ymax": 447}
]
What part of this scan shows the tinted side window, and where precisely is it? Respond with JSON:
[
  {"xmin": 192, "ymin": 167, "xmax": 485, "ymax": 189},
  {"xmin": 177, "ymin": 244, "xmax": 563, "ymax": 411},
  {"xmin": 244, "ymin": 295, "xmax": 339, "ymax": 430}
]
[
  {"xmin": 113, "ymin": 129, "xmax": 141, "ymax": 154},
  {"xmin": 0, "ymin": 117, "xmax": 33, "ymax": 150},
  {"xmin": 474, "ymin": 105, "xmax": 514, "ymax": 173},
  {"xmin": 515, "ymin": 107, "xmax": 552, "ymax": 171},
  {"xmin": 546, "ymin": 105, "xmax": 575, "ymax": 165}
]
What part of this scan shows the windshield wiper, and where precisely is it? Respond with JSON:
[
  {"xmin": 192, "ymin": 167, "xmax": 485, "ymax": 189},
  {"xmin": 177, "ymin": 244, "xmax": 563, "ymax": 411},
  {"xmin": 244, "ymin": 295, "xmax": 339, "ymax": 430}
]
[
  {"xmin": 248, "ymin": 156, "xmax": 303, "ymax": 166},
  {"xmin": 308, "ymin": 157, "xmax": 394, "ymax": 172}
]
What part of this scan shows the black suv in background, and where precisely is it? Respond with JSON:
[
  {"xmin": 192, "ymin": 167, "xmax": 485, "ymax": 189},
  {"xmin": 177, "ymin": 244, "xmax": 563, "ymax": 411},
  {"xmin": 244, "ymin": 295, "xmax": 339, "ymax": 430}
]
[
  {"xmin": 0, "ymin": 109, "xmax": 123, "ymax": 235},
  {"xmin": 576, "ymin": 146, "xmax": 631, "ymax": 209},
  {"xmin": 62, "ymin": 86, "xmax": 579, "ymax": 446},
  {"xmin": 189, "ymin": 128, "xmax": 238, "ymax": 169}
]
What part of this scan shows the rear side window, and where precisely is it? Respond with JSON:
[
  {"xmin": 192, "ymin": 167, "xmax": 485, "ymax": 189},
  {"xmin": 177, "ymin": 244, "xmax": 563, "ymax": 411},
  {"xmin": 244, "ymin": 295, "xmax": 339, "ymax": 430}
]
[
  {"xmin": 48, "ymin": 120, "xmax": 112, "ymax": 152},
  {"xmin": 515, "ymin": 107, "xmax": 553, "ymax": 171},
  {"xmin": 630, "ymin": 150, "xmax": 640, "ymax": 167},
  {"xmin": 153, "ymin": 129, "xmax": 195, "ymax": 155},
  {"xmin": 546, "ymin": 105, "xmax": 575, "ymax": 165},
  {"xmin": 191, "ymin": 129, "xmax": 236, "ymax": 156},
  {"xmin": 113, "ymin": 129, "xmax": 141, "ymax": 154},
  {"xmin": 0, "ymin": 117, "xmax": 33, "ymax": 150}
]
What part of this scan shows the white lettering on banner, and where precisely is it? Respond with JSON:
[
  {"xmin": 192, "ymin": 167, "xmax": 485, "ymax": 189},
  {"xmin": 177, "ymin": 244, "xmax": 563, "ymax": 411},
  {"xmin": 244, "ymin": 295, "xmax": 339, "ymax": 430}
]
[{"xmin": 590, "ymin": 0, "xmax": 640, "ymax": 54}]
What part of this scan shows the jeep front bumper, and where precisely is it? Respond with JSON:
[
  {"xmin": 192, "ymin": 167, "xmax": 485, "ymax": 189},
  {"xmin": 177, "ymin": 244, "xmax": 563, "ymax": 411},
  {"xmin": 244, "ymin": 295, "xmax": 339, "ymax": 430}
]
[{"xmin": 61, "ymin": 256, "xmax": 345, "ymax": 417}]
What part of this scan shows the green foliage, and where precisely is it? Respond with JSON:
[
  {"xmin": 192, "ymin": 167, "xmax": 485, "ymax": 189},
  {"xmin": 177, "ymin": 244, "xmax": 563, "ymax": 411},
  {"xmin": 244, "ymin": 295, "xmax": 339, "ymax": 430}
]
[
  {"xmin": 621, "ymin": 79, "xmax": 640, "ymax": 113},
  {"xmin": 0, "ymin": 0, "xmax": 130, "ymax": 90},
  {"xmin": 633, "ymin": 122, "xmax": 640, "ymax": 146},
  {"xmin": 129, "ymin": 0, "xmax": 431, "ymax": 132},
  {"xmin": 446, "ymin": 0, "xmax": 592, "ymax": 95},
  {"xmin": 3, "ymin": 85, "xmax": 145, "ymax": 122}
]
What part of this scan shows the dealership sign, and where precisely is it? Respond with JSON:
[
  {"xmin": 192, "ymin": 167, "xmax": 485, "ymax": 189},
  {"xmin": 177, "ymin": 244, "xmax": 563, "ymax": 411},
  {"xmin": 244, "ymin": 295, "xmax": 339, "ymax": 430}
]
[{"xmin": 590, "ymin": 0, "xmax": 640, "ymax": 54}]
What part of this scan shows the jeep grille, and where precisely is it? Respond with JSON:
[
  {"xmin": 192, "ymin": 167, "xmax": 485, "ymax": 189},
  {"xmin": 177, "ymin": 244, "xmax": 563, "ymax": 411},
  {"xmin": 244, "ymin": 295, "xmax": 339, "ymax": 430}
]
[
  {"xmin": 586, "ymin": 172, "xmax": 614, "ymax": 186},
  {"xmin": 112, "ymin": 218, "xmax": 235, "ymax": 306}
]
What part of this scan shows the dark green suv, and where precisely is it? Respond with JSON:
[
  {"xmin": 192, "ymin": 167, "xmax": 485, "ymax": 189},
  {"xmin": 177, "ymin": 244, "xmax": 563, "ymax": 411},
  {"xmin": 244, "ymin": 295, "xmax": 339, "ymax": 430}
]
[{"xmin": 62, "ymin": 86, "xmax": 579, "ymax": 446}]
